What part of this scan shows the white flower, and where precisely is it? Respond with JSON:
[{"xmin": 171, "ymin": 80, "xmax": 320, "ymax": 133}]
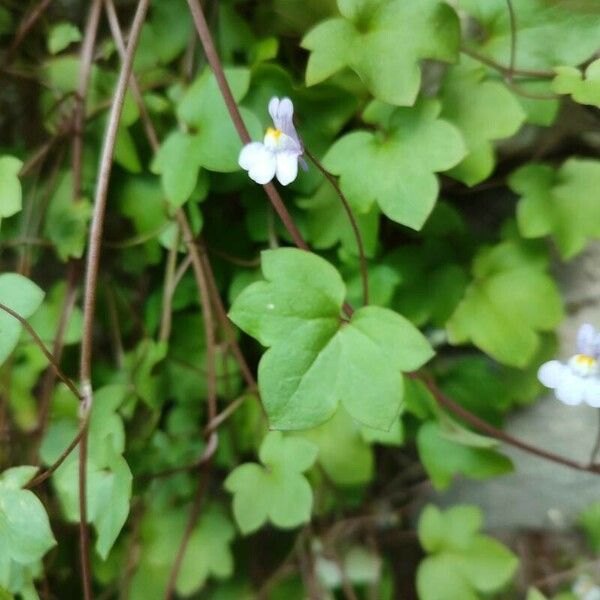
[
  {"xmin": 238, "ymin": 97, "xmax": 303, "ymax": 186},
  {"xmin": 538, "ymin": 323, "xmax": 600, "ymax": 407}
]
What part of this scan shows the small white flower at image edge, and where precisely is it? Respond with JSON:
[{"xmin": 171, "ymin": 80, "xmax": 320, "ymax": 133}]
[
  {"xmin": 238, "ymin": 96, "xmax": 303, "ymax": 186},
  {"xmin": 537, "ymin": 323, "xmax": 600, "ymax": 407}
]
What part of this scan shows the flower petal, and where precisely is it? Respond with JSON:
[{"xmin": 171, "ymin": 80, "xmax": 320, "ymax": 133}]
[
  {"xmin": 555, "ymin": 371, "xmax": 585, "ymax": 406},
  {"xmin": 275, "ymin": 151, "xmax": 298, "ymax": 186},
  {"xmin": 577, "ymin": 323, "xmax": 597, "ymax": 355},
  {"xmin": 583, "ymin": 378, "xmax": 600, "ymax": 408},
  {"xmin": 538, "ymin": 360, "xmax": 567, "ymax": 389},
  {"xmin": 239, "ymin": 142, "xmax": 277, "ymax": 184},
  {"xmin": 239, "ymin": 142, "xmax": 267, "ymax": 170}
]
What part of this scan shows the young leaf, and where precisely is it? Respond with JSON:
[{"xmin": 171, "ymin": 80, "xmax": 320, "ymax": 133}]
[
  {"xmin": 0, "ymin": 274, "xmax": 44, "ymax": 366},
  {"xmin": 176, "ymin": 67, "xmax": 262, "ymax": 172},
  {"xmin": 553, "ymin": 59, "xmax": 600, "ymax": 108},
  {"xmin": 300, "ymin": 409, "xmax": 374, "ymax": 486},
  {"xmin": 224, "ymin": 431, "xmax": 318, "ymax": 533},
  {"xmin": 0, "ymin": 466, "xmax": 56, "ymax": 565},
  {"xmin": 302, "ymin": 0, "xmax": 460, "ymax": 106},
  {"xmin": 446, "ymin": 237, "xmax": 563, "ymax": 367},
  {"xmin": 323, "ymin": 99, "xmax": 465, "ymax": 230},
  {"xmin": 47, "ymin": 22, "xmax": 81, "ymax": 54},
  {"xmin": 511, "ymin": 159, "xmax": 600, "ymax": 259},
  {"xmin": 417, "ymin": 504, "xmax": 518, "ymax": 600},
  {"xmin": 440, "ymin": 62, "xmax": 525, "ymax": 186},
  {"xmin": 229, "ymin": 249, "xmax": 434, "ymax": 430},
  {"xmin": 417, "ymin": 421, "xmax": 513, "ymax": 490},
  {"xmin": 460, "ymin": 0, "xmax": 600, "ymax": 70},
  {"xmin": 0, "ymin": 155, "xmax": 23, "ymax": 224}
]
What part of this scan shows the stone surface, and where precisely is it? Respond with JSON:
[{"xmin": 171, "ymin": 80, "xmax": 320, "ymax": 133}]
[{"xmin": 436, "ymin": 242, "xmax": 600, "ymax": 530}]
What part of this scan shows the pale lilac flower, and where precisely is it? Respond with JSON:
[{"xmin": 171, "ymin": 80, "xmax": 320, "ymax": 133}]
[
  {"xmin": 238, "ymin": 97, "xmax": 304, "ymax": 186},
  {"xmin": 538, "ymin": 324, "xmax": 600, "ymax": 407}
]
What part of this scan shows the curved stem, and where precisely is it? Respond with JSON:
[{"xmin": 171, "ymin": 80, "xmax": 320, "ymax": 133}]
[
  {"xmin": 304, "ymin": 148, "xmax": 369, "ymax": 306},
  {"xmin": 589, "ymin": 409, "xmax": 600, "ymax": 465},
  {"xmin": 77, "ymin": 2, "xmax": 151, "ymax": 598},
  {"xmin": 460, "ymin": 46, "xmax": 554, "ymax": 79},
  {"xmin": 505, "ymin": 0, "xmax": 517, "ymax": 82},
  {"xmin": 0, "ymin": 302, "xmax": 82, "ymax": 402},
  {"xmin": 420, "ymin": 374, "xmax": 600, "ymax": 475}
]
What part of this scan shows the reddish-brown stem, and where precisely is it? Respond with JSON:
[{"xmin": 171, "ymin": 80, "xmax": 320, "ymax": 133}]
[
  {"xmin": 304, "ymin": 148, "xmax": 369, "ymax": 306},
  {"xmin": 420, "ymin": 374, "xmax": 600, "ymax": 474},
  {"xmin": 460, "ymin": 46, "xmax": 554, "ymax": 79},
  {"xmin": 184, "ymin": 0, "xmax": 308, "ymax": 252},
  {"xmin": 0, "ymin": 302, "xmax": 82, "ymax": 402},
  {"xmin": 4, "ymin": 0, "xmax": 53, "ymax": 65},
  {"xmin": 72, "ymin": 0, "xmax": 103, "ymax": 202},
  {"xmin": 78, "ymin": 2, "xmax": 150, "ymax": 598},
  {"xmin": 31, "ymin": 264, "xmax": 80, "ymax": 461},
  {"xmin": 163, "ymin": 215, "xmax": 218, "ymax": 600}
]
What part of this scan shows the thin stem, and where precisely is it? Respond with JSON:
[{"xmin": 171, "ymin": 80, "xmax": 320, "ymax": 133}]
[
  {"xmin": 204, "ymin": 395, "xmax": 247, "ymax": 435},
  {"xmin": 184, "ymin": 0, "xmax": 308, "ymax": 252},
  {"xmin": 589, "ymin": 409, "xmax": 600, "ymax": 465},
  {"xmin": 420, "ymin": 374, "xmax": 600, "ymax": 475},
  {"xmin": 460, "ymin": 46, "xmax": 554, "ymax": 79},
  {"xmin": 78, "ymin": 3, "xmax": 151, "ymax": 599},
  {"xmin": 505, "ymin": 0, "xmax": 517, "ymax": 82},
  {"xmin": 304, "ymin": 148, "xmax": 369, "ymax": 306},
  {"xmin": 0, "ymin": 302, "xmax": 82, "ymax": 402},
  {"xmin": 164, "ymin": 214, "xmax": 218, "ymax": 600},
  {"xmin": 73, "ymin": 0, "xmax": 103, "ymax": 202},
  {"xmin": 4, "ymin": 0, "xmax": 53, "ymax": 65},
  {"xmin": 31, "ymin": 264, "xmax": 80, "ymax": 461},
  {"xmin": 159, "ymin": 232, "xmax": 183, "ymax": 344}
]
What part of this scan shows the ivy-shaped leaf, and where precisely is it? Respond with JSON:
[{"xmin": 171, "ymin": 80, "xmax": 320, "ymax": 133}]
[
  {"xmin": 44, "ymin": 171, "xmax": 92, "ymax": 261},
  {"xmin": 0, "ymin": 467, "xmax": 56, "ymax": 566},
  {"xmin": 296, "ymin": 183, "xmax": 379, "ymax": 258},
  {"xmin": 176, "ymin": 67, "xmax": 262, "ymax": 172},
  {"xmin": 446, "ymin": 236, "xmax": 563, "ymax": 367},
  {"xmin": 440, "ymin": 62, "xmax": 525, "ymax": 186},
  {"xmin": 417, "ymin": 421, "xmax": 512, "ymax": 490},
  {"xmin": 40, "ymin": 385, "xmax": 132, "ymax": 559},
  {"xmin": 225, "ymin": 431, "xmax": 317, "ymax": 533},
  {"xmin": 47, "ymin": 22, "xmax": 81, "ymax": 55},
  {"xmin": 0, "ymin": 155, "xmax": 23, "ymax": 226},
  {"xmin": 511, "ymin": 159, "xmax": 600, "ymax": 259},
  {"xmin": 302, "ymin": 0, "xmax": 460, "ymax": 106},
  {"xmin": 229, "ymin": 249, "xmax": 434, "ymax": 430},
  {"xmin": 0, "ymin": 274, "xmax": 44, "ymax": 366},
  {"xmin": 553, "ymin": 59, "xmax": 600, "ymax": 108},
  {"xmin": 417, "ymin": 504, "xmax": 518, "ymax": 600},
  {"xmin": 323, "ymin": 99, "xmax": 465, "ymax": 230},
  {"xmin": 299, "ymin": 409, "xmax": 374, "ymax": 486},
  {"xmin": 460, "ymin": 0, "xmax": 600, "ymax": 71},
  {"xmin": 129, "ymin": 503, "xmax": 235, "ymax": 599}
]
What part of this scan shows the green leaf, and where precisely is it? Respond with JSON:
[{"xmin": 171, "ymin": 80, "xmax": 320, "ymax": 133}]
[
  {"xmin": 417, "ymin": 421, "xmax": 513, "ymax": 490},
  {"xmin": 44, "ymin": 171, "xmax": 92, "ymax": 261},
  {"xmin": 440, "ymin": 61, "xmax": 525, "ymax": 186},
  {"xmin": 176, "ymin": 67, "xmax": 262, "ymax": 172},
  {"xmin": 527, "ymin": 590, "xmax": 549, "ymax": 600},
  {"xmin": 0, "ymin": 274, "xmax": 44, "ymax": 366},
  {"xmin": 224, "ymin": 431, "xmax": 317, "ymax": 533},
  {"xmin": 47, "ymin": 22, "xmax": 81, "ymax": 55},
  {"xmin": 324, "ymin": 99, "xmax": 465, "ymax": 230},
  {"xmin": 129, "ymin": 504, "xmax": 235, "ymax": 599},
  {"xmin": 300, "ymin": 409, "xmax": 374, "ymax": 486},
  {"xmin": 296, "ymin": 183, "xmax": 379, "ymax": 258},
  {"xmin": 446, "ymin": 237, "xmax": 563, "ymax": 367},
  {"xmin": 302, "ymin": 0, "xmax": 460, "ymax": 105},
  {"xmin": 0, "ymin": 156, "xmax": 23, "ymax": 223},
  {"xmin": 553, "ymin": 59, "xmax": 600, "ymax": 107},
  {"xmin": 40, "ymin": 385, "xmax": 132, "ymax": 559},
  {"xmin": 417, "ymin": 504, "xmax": 518, "ymax": 600},
  {"xmin": 229, "ymin": 249, "xmax": 434, "ymax": 430},
  {"xmin": 511, "ymin": 159, "xmax": 600, "ymax": 259},
  {"xmin": 0, "ymin": 467, "xmax": 56, "ymax": 565},
  {"xmin": 460, "ymin": 0, "xmax": 600, "ymax": 70},
  {"xmin": 578, "ymin": 502, "xmax": 600, "ymax": 553}
]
